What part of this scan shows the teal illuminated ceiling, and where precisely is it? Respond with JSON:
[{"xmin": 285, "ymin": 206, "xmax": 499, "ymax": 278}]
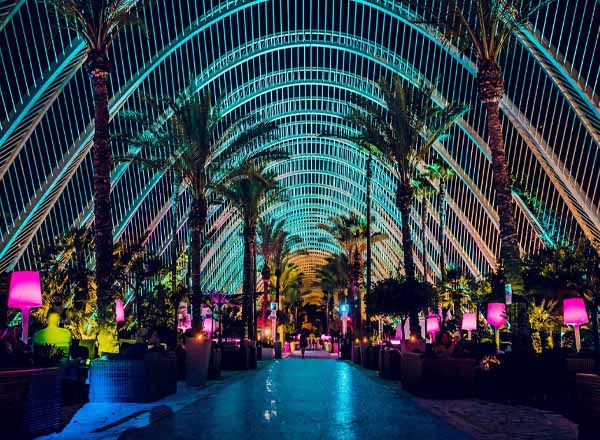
[{"xmin": 0, "ymin": 0, "xmax": 599, "ymax": 293}]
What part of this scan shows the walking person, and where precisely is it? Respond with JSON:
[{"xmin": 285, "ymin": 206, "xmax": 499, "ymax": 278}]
[{"xmin": 300, "ymin": 333, "xmax": 308, "ymax": 359}]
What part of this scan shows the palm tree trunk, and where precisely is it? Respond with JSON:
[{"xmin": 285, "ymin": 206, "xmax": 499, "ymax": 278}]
[
  {"xmin": 275, "ymin": 268, "xmax": 282, "ymax": 308},
  {"xmin": 439, "ymin": 183, "xmax": 447, "ymax": 282},
  {"xmin": 90, "ymin": 63, "xmax": 113, "ymax": 329},
  {"xmin": 91, "ymin": 63, "xmax": 113, "ymax": 322},
  {"xmin": 478, "ymin": 60, "xmax": 527, "ymax": 348},
  {"xmin": 242, "ymin": 224, "xmax": 253, "ymax": 340},
  {"xmin": 242, "ymin": 222, "xmax": 258, "ymax": 340},
  {"xmin": 366, "ymin": 151, "xmax": 373, "ymax": 336},
  {"xmin": 261, "ymin": 265, "xmax": 270, "ymax": 341},
  {"xmin": 190, "ymin": 194, "xmax": 207, "ymax": 333},
  {"xmin": 170, "ymin": 178, "xmax": 179, "ymax": 303},
  {"xmin": 397, "ymin": 181, "xmax": 416, "ymax": 280},
  {"xmin": 422, "ymin": 198, "xmax": 428, "ymax": 283},
  {"xmin": 397, "ymin": 181, "xmax": 420, "ymax": 337}
]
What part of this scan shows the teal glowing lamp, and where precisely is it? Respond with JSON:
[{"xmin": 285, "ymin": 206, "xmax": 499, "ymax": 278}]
[{"xmin": 8, "ymin": 271, "xmax": 43, "ymax": 343}]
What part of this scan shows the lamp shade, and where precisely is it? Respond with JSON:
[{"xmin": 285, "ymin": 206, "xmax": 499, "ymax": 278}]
[
  {"xmin": 462, "ymin": 312, "xmax": 477, "ymax": 331},
  {"xmin": 115, "ymin": 299, "xmax": 125, "ymax": 323},
  {"xmin": 487, "ymin": 302, "xmax": 506, "ymax": 328},
  {"xmin": 426, "ymin": 314, "xmax": 440, "ymax": 335},
  {"xmin": 8, "ymin": 271, "xmax": 42, "ymax": 309},
  {"xmin": 563, "ymin": 297, "xmax": 588, "ymax": 326}
]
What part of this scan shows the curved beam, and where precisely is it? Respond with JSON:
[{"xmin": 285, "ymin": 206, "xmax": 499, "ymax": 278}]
[{"xmin": 2, "ymin": 19, "xmax": 591, "ymax": 270}]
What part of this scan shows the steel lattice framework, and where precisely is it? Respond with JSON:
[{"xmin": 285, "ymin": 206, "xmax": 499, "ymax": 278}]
[{"xmin": 0, "ymin": 0, "xmax": 599, "ymax": 294}]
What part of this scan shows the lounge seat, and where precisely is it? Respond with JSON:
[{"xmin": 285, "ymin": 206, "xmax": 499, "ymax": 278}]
[{"xmin": 89, "ymin": 352, "xmax": 176, "ymax": 403}]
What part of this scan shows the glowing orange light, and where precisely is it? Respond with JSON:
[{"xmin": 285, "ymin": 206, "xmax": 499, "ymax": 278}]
[
  {"xmin": 265, "ymin": 328, "xmax": 271, "ymax": 335},
  {"xmin": 410, "ymin": 335, "xmax": 416, "ymax": 342},
  {"xmin": 355, "ymin": 338, "xmax": 360, "ymax": 344},
  {"xmin": 197, "ymin": 334, "xmax": 203, "ymax": 341},
  {"xmin": 362, "ymin": 337, "xmax": 368, "ymax": 343}
]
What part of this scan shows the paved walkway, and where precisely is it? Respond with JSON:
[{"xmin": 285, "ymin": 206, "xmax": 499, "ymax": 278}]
[
  {"xmin": 284, "ymin": 349, "xmax": 338, "ymax": 359},
  {"xmin": 118, "ymin": 358, "xmax": 468, "ymax": 440}
]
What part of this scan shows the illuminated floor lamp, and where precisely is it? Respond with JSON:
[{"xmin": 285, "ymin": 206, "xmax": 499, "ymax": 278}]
[
  {"xmin": 462, "ymin": 312, "xmax": 477, "ymax": 340},
  {"xmin": 115, "ymin": 299, "xmax": 125, "ymax": 323},
  {"xmin": 426, "ymin": 314, "xmax": 440, "ymax": 342},
  {"xmin": 8, "ymin": 271, "xmax": 43, "ymax": 343},
  {"xmin": 563, "ymin": 297, "xmax": 588, "ymax": 352},
  {"xmin": 487, "ymin": 302, "xmax": 507, "ymax": 351}
]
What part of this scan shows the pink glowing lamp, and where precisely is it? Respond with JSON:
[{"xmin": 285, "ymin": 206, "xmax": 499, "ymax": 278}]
[
  {"xmin": 115, "ymin": 299, "xmax": 125, "ymax": 323},
  {"xmin": 487, "ymin": 302, "xmax": 506, "ymax": 350},
  {"xmin": 8, "ymin": 271, "xmax": 43, "ymax": 343},
  {"xmin": 563, "ymin": 297, "xmax": 588, "ymax": 352},
  {"xmin": 426, "ymin": 314, "xmax": 440, "ymax": 341},
  {"xmin": 462, "ymin": 312, "xmax": 477, "ymax": 340}
]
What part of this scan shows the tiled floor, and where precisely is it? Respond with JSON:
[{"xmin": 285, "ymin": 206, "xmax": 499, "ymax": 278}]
[{"xmin": 117, "ymin": 358, "xmax": 468, "ymax": 440}]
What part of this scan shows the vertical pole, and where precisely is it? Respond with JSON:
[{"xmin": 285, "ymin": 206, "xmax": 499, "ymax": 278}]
[{"xmin": 365, "ymin": 151, "xmax": 373, "ymax": 336}]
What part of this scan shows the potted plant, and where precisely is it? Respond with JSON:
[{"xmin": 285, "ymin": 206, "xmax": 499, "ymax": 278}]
[{"xmin": 186, "ymin": 333, "xmax": 212, "ymax": 386}]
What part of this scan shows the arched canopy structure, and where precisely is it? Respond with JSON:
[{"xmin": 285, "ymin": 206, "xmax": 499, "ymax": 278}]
[{"xmin": 0, "ymin": 0, "xmax": 599, "ymax": 294}]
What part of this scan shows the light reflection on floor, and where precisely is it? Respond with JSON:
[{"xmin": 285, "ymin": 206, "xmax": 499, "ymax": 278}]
[{"xmin": 119, "ymin": 358, "xmax": 468, "ymax": 440}]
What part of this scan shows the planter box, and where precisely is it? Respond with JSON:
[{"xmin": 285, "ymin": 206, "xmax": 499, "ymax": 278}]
[
  {"xmin": 575, "ymin": 373, "xmax": 600, "ymax": 440},
  {"xmin": 274, "ymin": 342, "xmax": 282, "ymax": 359},
  {"xmin": 89, "ymin": 352, "xmax": 176, "ymax": 402},
  {"xmin": 186, "ymin": 337, "xmax": 212, "ymax": 386},
  {"xmin": 0, "ymin": 367, "xmax": 62, "ymax": 439},
  {"xmin": 379, "ymin": 348, "xmax": 402, "ymax": 380},
  {"xmin": 401, "ymin": 353, "xmax": 476, "ymax": 397},
  {"xmin": 352, "ymin": 345, "xmax": 361, "ymax": 364},
  {"xmin": 261, "ymin": 347, "xmax": 274, "ymax": 360},
  {"xmin": 208, "ymin": 348, "xmax": 222, "ymax": 380}
]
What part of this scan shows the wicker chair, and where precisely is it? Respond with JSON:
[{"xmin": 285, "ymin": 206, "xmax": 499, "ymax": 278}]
[
  {"xmin": 0, "ymin": 367, "xmax": 62, "ymax": 439},
  {"xmin": 89, "ymin": 352, "xmax": 176, "ymax": 403},
  {"xmin": 575, "ymin": 373, "xmax": 600, "ymax": 440}
]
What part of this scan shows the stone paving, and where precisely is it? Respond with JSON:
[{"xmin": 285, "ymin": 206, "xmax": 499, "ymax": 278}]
[
  {"xmin": 118, "ymin": 358, "xmax": 468, "ymax": 440},
  {"xmin": 43, "ymin": 358, "xmax": 578, "ymax": 440}
]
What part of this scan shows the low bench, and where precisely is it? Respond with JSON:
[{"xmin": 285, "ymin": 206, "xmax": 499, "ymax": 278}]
[{"xmin": 89, "ymin": 352, "xmax": 176, "ymax": 403}]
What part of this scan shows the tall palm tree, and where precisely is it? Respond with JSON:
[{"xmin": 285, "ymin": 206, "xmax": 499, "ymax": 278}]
[
  {"xmin": 348, "ymin": 76, "xmax": 467, "ymax": 335},
  {"xmin": 426, "ymin": 162, "xmax": 455, "ymax": 282},
  {"xmin": 271, "ymin": 231, "xmax": 301, "ymax": 309},
  {"xmin": 117, "ymin": 90, "xmax": 277, "ymax": 332},
  {"xmin": 319, "ymin": 214, "xmax": 386, "ymax": 332},
  {"xmin": 257, "ymin": 218, "xmax": 285, "ymax": 337},
  {"xmin": 277, "ymin": 261, "xmax": 305, "ymax": 329},
  {"xmin": 348, "ymin": 77, "xmax": 467, "ymax": 283},
  {"xmin": 315, "ymin": 253, "xmax": 350, "ymax": 334},
  {"xmin": 46, "ymin": 0, "xmax": 150, "ymax": 349},
  {"xmin": 214, "ymin": 159, "xmax": 287, "ymax": 340},
  {"xmin": 412, "ymin": 173, "xmax": 436, "ymax": 283},
  {"xmin": 402, "ymin": 0, "xmax": 553, "ymax": 296}
]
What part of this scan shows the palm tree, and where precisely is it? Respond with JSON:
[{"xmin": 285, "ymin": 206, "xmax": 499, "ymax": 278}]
[
  {"xmin": 117, "ymin": 90, "xmax": 277, "ymax": 332},
  {"xmin": 45, "ymin": 0, "xmax": 150, "ymax": 349},
  {"xmin": 320, "ymin": 214, "xmax": 386, "ymax": 332},
  {"xmin": 403, "ymin": 0, "xmax": 552, "ymax": 295},
  {"xmin": 412, "ymin": 173, "xmax": 436, "ymax": 283},
  {"xmin": 348, "ymin": 77, "xmax": 467, "ymax": 282},
  {"xmin": 277, "ymin": 261, "xmax": 305, "ymax": 330},
  {"xmin": 214, "ymin": 159, "xmax": 287, "ymax": 340},
  {"xmin": 426, "ymin": 162, "xmax": 455, "ymax": 281},
  {"xmin": 315, "ymin": 253, "xmax": 350, "ymax": 334},
  {"xmin": 257, "ymin": 218, "xmax": 285, "ymax": 338},
  {"xmin": 438, "ymin": 267, "xmax": 472, "ymax": 324},
  {"xmin": 348, "ymin": 76, "xmax": 467, "ymax": 335}
]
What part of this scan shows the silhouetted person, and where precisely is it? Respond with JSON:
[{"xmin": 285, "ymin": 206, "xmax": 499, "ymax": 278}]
[{"xmin": 300, "ymin": 334, "xmax": 308, "ymax": 358}]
